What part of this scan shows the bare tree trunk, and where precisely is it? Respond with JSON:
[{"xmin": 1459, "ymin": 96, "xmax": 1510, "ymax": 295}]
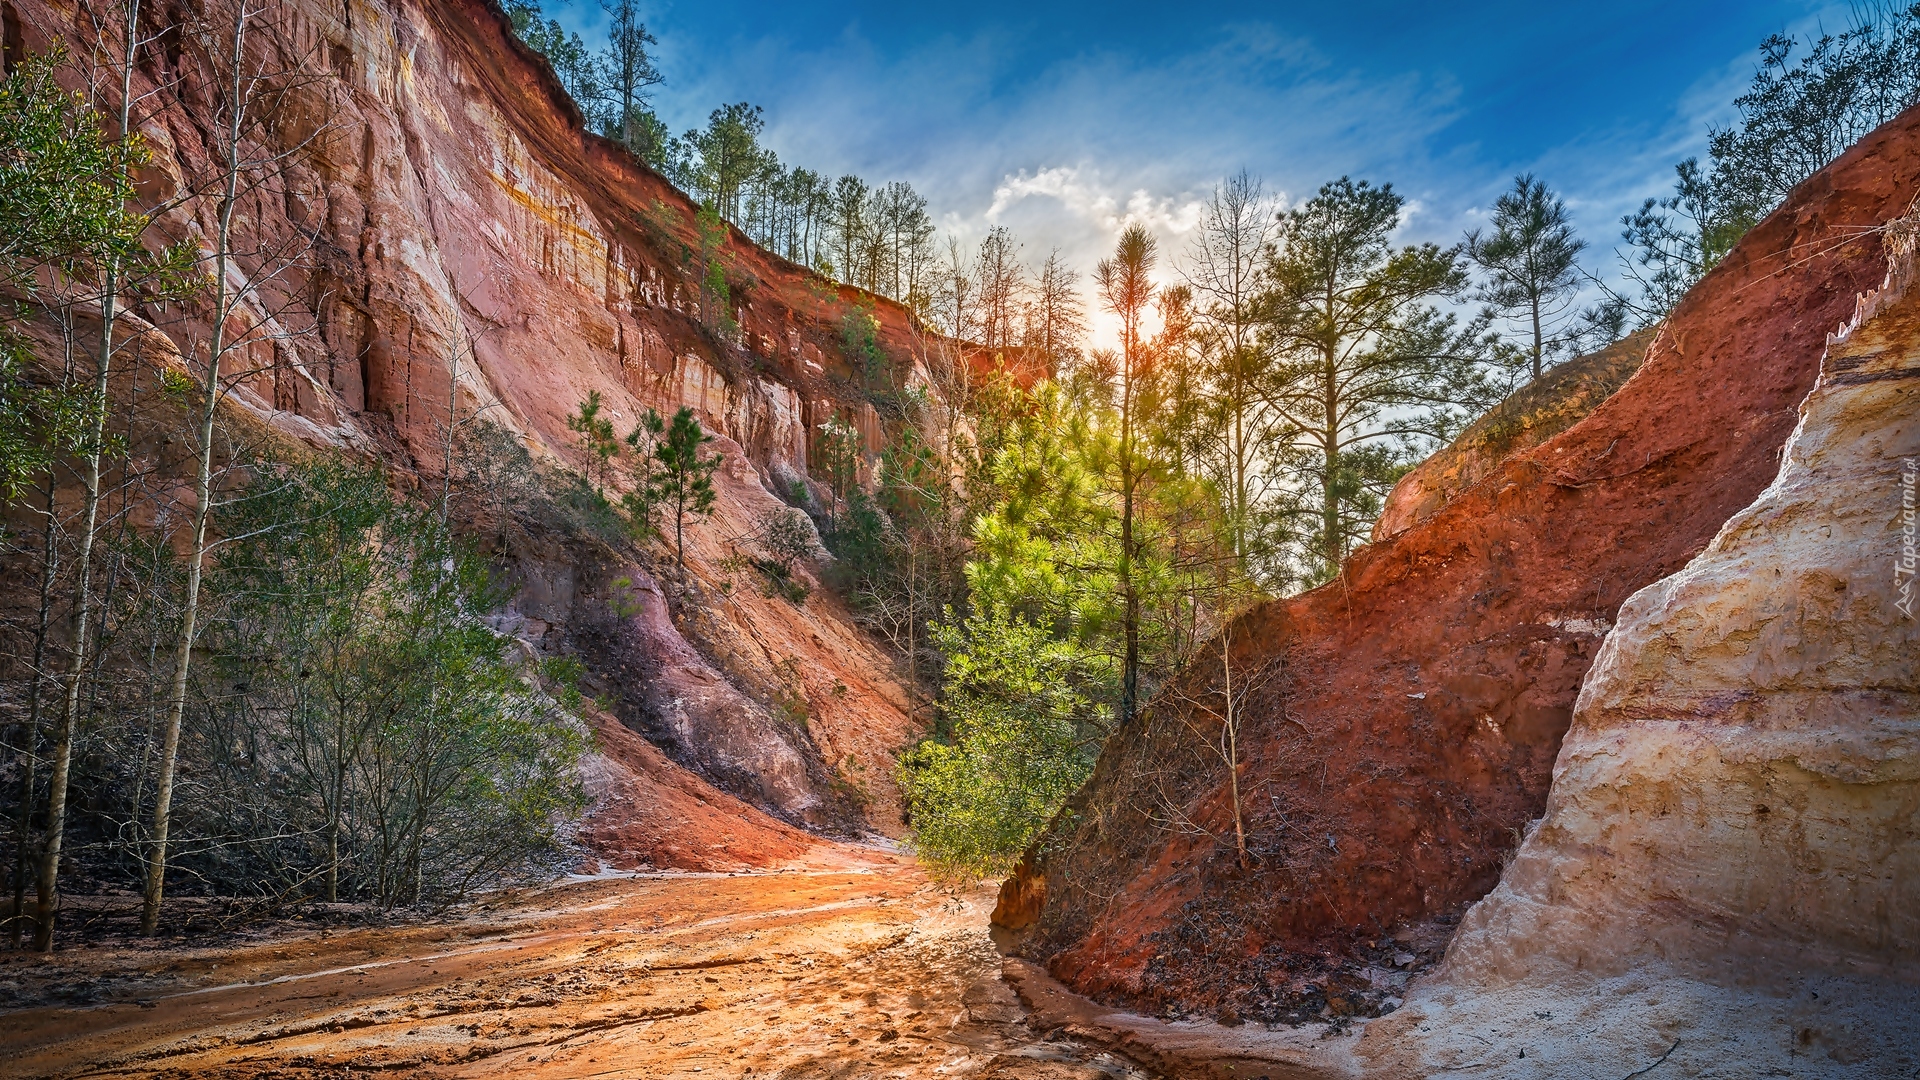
[
  {"xmin": 1321, "ymin": 352, "xmax": 1342, "ymax": 573},
  {"xmin": 328, "ymin": 700, "xmax": 344, "ymax": 903},
  {"xmin": 1531, "ymin": 292, "xmax": 1544, "ymax": 380},
  {"xmin": 674, "ymin": 482, "xmax": 688, "ymax": 582},
  {"xmin": 329, "ymin": 673, "xmax": 364, "ymax": 906},
  {"xmin": 32, "ymin": 0, "xmax": 147, "ymax": 952},
  {"xmin": 1233, "ymin": 362, "xmax": 1249, "ymax": 571},
  {"xmin": 9, "ymin": 476, "xmax": 58, "ymax": 948},
  {"xmin": 142, "ymin": 0, "xmax": 246, "ymax": 936},
  {"xmin": 34, "ymin": 260, "xmax": 120, "ymax": 957},
  {"xmin": 1120, "ymin": 398, "xmax": 1138, "ymax": 724},
  {"xmin": 905, "ymin": 536, "xmax": 918, "ymax": 724},
  {"xmin": 1221, "ymin": 619, "xmax": 1246, "ymax": 868}
]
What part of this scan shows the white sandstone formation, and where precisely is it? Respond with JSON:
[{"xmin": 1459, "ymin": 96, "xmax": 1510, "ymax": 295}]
[{"xmin": 1361, "ymin": 218, "xmax": 1920, "ymax": 1078}]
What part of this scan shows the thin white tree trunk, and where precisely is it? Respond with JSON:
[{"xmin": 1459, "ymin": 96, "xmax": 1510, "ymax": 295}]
[
  {"xmin": 9, "ymin": 475, "xmax": 58, "ymax": 948},
  {"xmin": 33, "ymin": 303, "xmax": 112, "ymax": 953},
  {"xmin": 142, "ymin": 0, "xmax": 247, "ymax": 935}
]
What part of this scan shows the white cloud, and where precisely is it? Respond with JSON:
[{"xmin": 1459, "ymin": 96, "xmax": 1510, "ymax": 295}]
[
  {"xmin": 973, "ymin": 165, "xmax": 1210, "ymax": 347},
  {"xmin": 670, "ymin": 17, "xmax": 1463, "ymax": 348}
]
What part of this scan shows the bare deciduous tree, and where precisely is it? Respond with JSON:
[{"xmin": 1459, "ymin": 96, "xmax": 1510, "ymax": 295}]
[
  {"xmin": 974, "ymin": 226, "xmax": 1025, "ymax": 354},
  {"xmin": 1182, "ymin": 170, "xmax": 1286, "ymax": 583},
  {"xmin": 1022, "ymin": 248, "xmax": 1085, "ymax": 374}
]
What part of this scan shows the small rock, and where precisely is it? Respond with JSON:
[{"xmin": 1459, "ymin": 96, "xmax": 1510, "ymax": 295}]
[{"xmin": 1393, "ymin": 951, "xmax": 1417, "ymax": 967}]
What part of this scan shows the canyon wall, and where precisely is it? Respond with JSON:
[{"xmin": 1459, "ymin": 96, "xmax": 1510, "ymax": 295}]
[
  {"xmin": 1007, "ymin": 105, "xmax": 1920, "ymax": 1022},
  {"xmin": 4, "ymin": 0, "xmax": 929, "ymax": 860},
  {"xmin": 1357, "ymin": 211, "xmax": 1920, "ymax": 1080}
]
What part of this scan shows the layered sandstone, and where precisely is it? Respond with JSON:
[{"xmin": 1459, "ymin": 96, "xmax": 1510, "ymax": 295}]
[
  {"xmin": 1358, "ymin": 211, "xmax": 1920, "ymax": 1080},
  {"xmin": 1010, "ymin": 105, "xmax": 1920, "ymax": 1021},
  {"xmin": 5, "ymin": 0, "xmax": 927, "ymax": 854}
]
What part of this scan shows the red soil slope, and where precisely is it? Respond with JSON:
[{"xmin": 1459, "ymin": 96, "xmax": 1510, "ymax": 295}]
[
  {"xmin": 1, "ymin": 0, "xmax": 934, "ymax": 866},
  {"xmin": 1008, "ymin": 106, "xmax": 1920, "ymax": 1021},
  {"xmin": 1370, "ymin": 328, "xmax": 1654, "ymax": 541}
]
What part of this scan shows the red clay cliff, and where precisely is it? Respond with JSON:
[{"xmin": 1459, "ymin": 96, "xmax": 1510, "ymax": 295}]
[
  {"xmin": 1, "ymin": 0, "xmax": 932, "ymax": 867},
  {"xmin": 1009, "ymin": 105, "xmax": 1920, "ymax": 1022}
]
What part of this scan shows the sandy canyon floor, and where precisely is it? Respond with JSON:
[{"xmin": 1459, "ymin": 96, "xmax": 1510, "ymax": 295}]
[{"xmin": 0, "ymin": 856, "xmax": 1165, "ymax": 1080}]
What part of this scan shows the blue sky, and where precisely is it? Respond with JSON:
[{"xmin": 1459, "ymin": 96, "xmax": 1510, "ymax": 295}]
[{"xmin": 535, "ymin": 0, "xmax": 1863, "ymax": 343}]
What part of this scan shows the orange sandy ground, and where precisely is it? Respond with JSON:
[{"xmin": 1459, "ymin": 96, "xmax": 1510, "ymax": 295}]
[{"xmin": 0, "ymin": 859, "xmax": 1159, "ymax": 1080}]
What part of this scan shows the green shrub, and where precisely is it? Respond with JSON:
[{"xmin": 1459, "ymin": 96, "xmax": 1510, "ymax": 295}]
[{"xmin": 899, "ymin": 607, "xmax": 1101, "ymax": 883}]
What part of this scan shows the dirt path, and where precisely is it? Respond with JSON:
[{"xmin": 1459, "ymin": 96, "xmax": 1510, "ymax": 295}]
[{"xmin": 0, "ymin": 864, "xmax": 1162, "ymax": 1080}]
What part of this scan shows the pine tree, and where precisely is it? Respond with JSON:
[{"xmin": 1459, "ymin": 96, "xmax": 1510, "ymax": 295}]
[
  {"xmin": 1466, "ymin": 174, "xmax": 1585, "ymax": 380},
  {"xmin": 1258, "ymin": 178, "xmax": 1490, "ymax": 582},
  {"xmin": 596, "ymin": 0, "xmax": 662, "ymax": 153},
  {"xmin": 652, "ymin": 407, "xmax": 718, "ymax": 576},
  {"xmin": 828, "ymin": 174, "xmax": 869, "ymax": 283},
  {"xmin": 619, "ymin": 407, "xmax": 664, "ymax": 538},
  {"xmin": 1095, "ymin": 224, "xmax": 1157, "ymax": 724},
  {"xmin": 695, "ymin": 202, "xmax": 731, "ymax": 333},
  {"xmin": 679, "ymin": 103, "xmax": 767, "ymax": 224},
  {"xmin": 503, "ymin": 0, "xmax": 600, "ymax": 115},
  {"xmin": 566, "ymin": 390, "xmax": 620, "ymax": 491},
  {"xmin": 816, "ymin": 414, "xmax": 862, "ymax": 532}
]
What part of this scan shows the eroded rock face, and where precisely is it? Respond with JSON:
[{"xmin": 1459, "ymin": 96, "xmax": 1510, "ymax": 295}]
[
  {"xmin": 6, "ymin": 0, "xmax": 925, "ymax": 853},
  {"xmin": 1359, "ymin": 214, "xmax": 1920, "ymax": 1080},
  {"xmin": 565, "ymin": 432, "xmax": 915, "ymax": 835},
  {"xmin": 574, "ymin": 710, "xmax": 835, "ymax": 872},
  {"xmin": 1015, "ymin": 105, "xmax": 1920, "ymax": 1021},
  {"xmin": 593, "ymin": 563, "xmax": 825, "ymax": 825}
]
